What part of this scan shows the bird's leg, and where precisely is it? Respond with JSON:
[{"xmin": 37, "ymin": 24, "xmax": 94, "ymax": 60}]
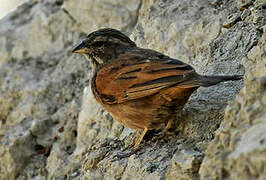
[
  {"xmin": 164, "ymin": 118, "xmax": 173, "ymax": 132},
  {"xmin": 162, "ymin": 106, "xmax": 183, "ymax": 135},
  {"xmin": 134, "ymin": 128, "xmax": 148, "ymax": 150},
  {"xmin": 161, "ymin": 118, "xmax": 175, "ymax": 136}
]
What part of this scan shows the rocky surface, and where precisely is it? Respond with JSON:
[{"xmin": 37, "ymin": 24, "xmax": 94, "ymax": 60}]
[
  {"xmin": 0, "ymin": 0, "xmax": 265, "ymax": 179},
  {"xmin": 0, "ymin": 0, "xmax": 27, "ymax": 19},
  {"xmin": 199, "ymin": 23, "xmax": 266, "ymax": 180}
]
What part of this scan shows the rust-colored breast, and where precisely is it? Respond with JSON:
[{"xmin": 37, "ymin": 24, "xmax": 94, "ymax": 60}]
[{"xmin": 91, "ymin": 53, "xmax": 200, "ymax": 130}]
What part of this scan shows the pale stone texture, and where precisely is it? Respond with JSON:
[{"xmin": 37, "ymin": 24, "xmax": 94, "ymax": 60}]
[
  {"xmin": 166, "ymin": 149, "xmax": 203, "ymax": 180},
  {"xmin": 199, "ymin": 24, "xmax": 266, "ymax": 180},
  {"xmin": 0, "ymin": 0, "xmax": 265, "ymax": 179},
  {"xmin": 0, "ymin": 0, "xmax": 27, "ymax": 19},
  {"xmin": 63, "ymin": 0, "xmax": 141, "ymax": 34},
  {"xmin": 0, "ymin": 1, "xmax": 86, "ymax": 179}
]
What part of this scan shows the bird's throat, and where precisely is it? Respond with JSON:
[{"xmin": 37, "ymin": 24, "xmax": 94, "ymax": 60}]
[{"xmin": 83, "ymin": 54, "xmax": 100, "ymax": 69}]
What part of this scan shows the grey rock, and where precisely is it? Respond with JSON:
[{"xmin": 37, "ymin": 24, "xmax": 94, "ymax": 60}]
[
  {"xmin": 199, "ymin": 24, "xmax": 266, "ymax": 179},
  {"xmin": 0, "ymin": 0, "xmax": 265, "ymax": 179},
  {"xmin": 0, "ymin": 1, "xmax": 86, "ymax": 179},
  {"xmin": 0, "ymin": 130, "xmax": 34, "ymax": 180},
  {"xmin": 166, "ymin": 149, "xmax": 203, "ymax": 180},
  {"xmin": 237, "ymin": 0, "xmax": 253, "ymax": 10},
  {"xmin": 222, "ymin": 13, "xmax": 241, "ymax": 28},
  {"xmin": 63, "ymin": 0, "xmax": 141, "ymax": 34}
]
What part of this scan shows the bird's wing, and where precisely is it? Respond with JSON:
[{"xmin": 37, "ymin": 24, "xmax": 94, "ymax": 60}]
[{"xmin": 94, "ymin": 54, "xmax": 198, "ymax": 104}]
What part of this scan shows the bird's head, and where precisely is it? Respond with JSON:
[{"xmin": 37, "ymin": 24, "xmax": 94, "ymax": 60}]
[{"xmin": 72, "ymin": 28, "xmax": 136, "ymax": 68}]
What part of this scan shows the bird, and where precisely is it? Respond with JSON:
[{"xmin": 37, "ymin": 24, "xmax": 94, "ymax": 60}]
[{"xmin": 72, "ymin": 28, "xmax": 242, "ymax": 150}]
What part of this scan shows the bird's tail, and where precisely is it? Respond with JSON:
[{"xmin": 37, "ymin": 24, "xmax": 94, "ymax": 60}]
[{"xmin": 196, "ymin": 74, "xmax": 243, "ymax": 87}]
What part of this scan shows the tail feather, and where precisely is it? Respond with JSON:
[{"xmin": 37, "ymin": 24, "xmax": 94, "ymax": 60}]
[{"xmin": 197, "ymin": 74, "xmax": 243, "ymax": 87}]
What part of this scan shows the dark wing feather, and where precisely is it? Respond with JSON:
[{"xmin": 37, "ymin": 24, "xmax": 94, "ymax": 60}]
[{"xmin": 94, "ymin": 54, "xmax": 198, "ymax": 104}]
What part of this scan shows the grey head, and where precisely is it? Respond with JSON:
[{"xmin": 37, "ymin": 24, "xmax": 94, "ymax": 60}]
[{"xmin": 72, "ymin": 28, "xmax": 136, "ymax": 68}]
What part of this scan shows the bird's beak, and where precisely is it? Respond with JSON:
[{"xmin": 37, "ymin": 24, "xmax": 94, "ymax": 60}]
[{"xmin": 72, "ymin": 41, "xmax": 89, "ymax": 54}]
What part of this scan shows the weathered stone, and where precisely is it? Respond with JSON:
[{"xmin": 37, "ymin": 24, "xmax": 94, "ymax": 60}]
[
  {"xmin": 222, "ymin": 13, "xmax": 241, "ymax": 28},
  {"xmin": 199, "ymin": 25, "xmax": 266, "ymax": 180},
  {"xmin": 254, "ymin": 0, "xmax": 266, "ymax": 8},
  {"xmin": 0, "ymin": 1, "xmax": 86, "ymax": 179},
  {"xmin": 0, "ymin": 130, "xmax": 34, "ymax": 180},
  {"xmin": 0, "ymin": 0, "xmax": 265, "ymax": 179},
  {"xmin": 166, "ymin": 149, "xmax": 203, "ymax": 180},
  {"xmin": 237, "ymin": 0, "xmax": 253, "ymax": 10},
  {"xmin": 63, "ymin": 0, "xmax": 141, "ymax": 34}
]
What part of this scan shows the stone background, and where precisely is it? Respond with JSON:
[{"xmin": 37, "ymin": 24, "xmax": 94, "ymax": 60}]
[
  {"xmin": 0, "ymin": 0, "xmax": 27, "ymax": 18},
  {"xmin": 0, "ymin": 0, "xmax": 265, "ymax": 179}
]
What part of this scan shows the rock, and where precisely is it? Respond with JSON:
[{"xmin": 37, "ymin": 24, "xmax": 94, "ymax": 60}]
[
  {"xmin": 0, "ymin": 0, "xmax": 27, "ymax": 19},
  {"xmin": 254, "ymin": 0, "xmax": 266, "ymax": 8},
  {"xmin": 222, "ymin": 13, "xmax": 241, "ymax": 28},
  {"xmin": 0, "ymin": 0, "xmax": 265, "ymax": 179},
  {"xmin": 0, "ymin": 1, "xmax": 86, "ymax": 179},
  {"xmin": 63, "ymin": 0, "xmax": 141, "ymax": 34},
  {"xmin": 166, "ymin": 149, "xmax": 203, "ymax": 180},
  {"xmin": 0, "ymin": 130, "xmax": 34, "ymax": 180},
  {"xmin": 241, "ymin": 9, "xmax": 251, "ymax": 20},
  {"xmin": 199, "ymin": 25, "xmax": 266, "ymax": 180},
  {"xmin": 237, "ymin": 0, "xmax": 253, "ymax": 10}
]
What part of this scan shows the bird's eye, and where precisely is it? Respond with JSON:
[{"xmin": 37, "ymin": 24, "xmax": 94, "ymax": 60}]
[{"xmin": 93, "ymin": 41, "xmax": 104, "ymax": 47}]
